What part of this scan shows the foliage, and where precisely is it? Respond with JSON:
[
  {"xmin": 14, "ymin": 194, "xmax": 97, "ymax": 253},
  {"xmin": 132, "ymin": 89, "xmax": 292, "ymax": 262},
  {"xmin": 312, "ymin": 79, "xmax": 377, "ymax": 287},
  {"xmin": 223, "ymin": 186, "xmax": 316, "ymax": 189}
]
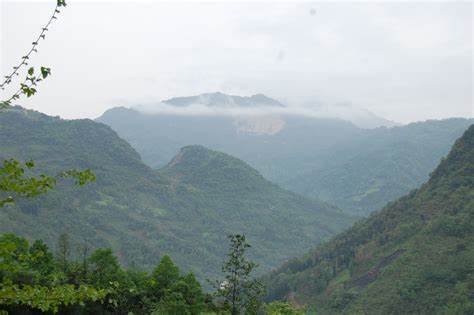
[
  {"xmin": 0, "ymin": 283, "xmax": 105, "ymax": 314},
  {"xmin": 212, "ymin": 234, "xmax": 265, "ymax": 315},
  {"xmin": 150, "ymin": 255, "xmax": 180, "ymax": 298},
  {"xmin": 0, "ymin": 233, "xmax": 107, "ymax": 313},
  {"xmin": 263, "ymin": 124, "xmax": 474, "ymax": 314},
  {"xmin": 153, "ymin": 273, "xmax": 205, "ymax": 315},
  {"xmin": 0, "ymin": 160, "xmax": 55, "ymax": 207},
  {"xmin": 0, "ymin": 158, "xmax": 95, "ymax": 207},
  {"xmin": 0, "ymin": 233, "xmax": 211, "ymax": 314}
]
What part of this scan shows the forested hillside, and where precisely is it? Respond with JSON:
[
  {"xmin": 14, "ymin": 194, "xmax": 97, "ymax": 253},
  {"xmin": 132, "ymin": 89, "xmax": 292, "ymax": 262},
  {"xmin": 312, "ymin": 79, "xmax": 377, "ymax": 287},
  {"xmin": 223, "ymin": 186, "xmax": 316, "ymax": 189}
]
[
  {"xmin": 98, "ymin": 103, "xmax": 472, "ymax": 216},
  {"xmin": 161, "ymin": 145, "xmax": 349, "ymax": 249},
  {"xmin": 264, "ymin": 124, "xmax": 474, "ymax": 314},
  {"xmin": 0, "ymin": 106, "xmax": 352, "ymax": 281}
]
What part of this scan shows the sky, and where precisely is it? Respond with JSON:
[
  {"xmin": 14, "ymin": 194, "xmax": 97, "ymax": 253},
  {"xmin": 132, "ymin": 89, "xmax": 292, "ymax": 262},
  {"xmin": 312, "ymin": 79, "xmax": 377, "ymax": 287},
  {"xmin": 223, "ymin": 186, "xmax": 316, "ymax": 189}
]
[{"xmin": 1, "ymin": 0, "xmax": 472, "ymax": 123}]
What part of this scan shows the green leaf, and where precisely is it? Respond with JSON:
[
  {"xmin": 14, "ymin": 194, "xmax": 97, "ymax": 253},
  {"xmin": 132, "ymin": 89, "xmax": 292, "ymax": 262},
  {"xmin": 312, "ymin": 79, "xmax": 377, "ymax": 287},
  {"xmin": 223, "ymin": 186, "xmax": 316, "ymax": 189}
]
[
  {"xmin": 28, "ymin": 67, "xmax": 34, "ymax": 76},
  {"xmin": 40, "ymin": 67, "xmax": 51, "ymax": 79},
  {"xmin": 22, "ymin": 86, "xmax": 37, "ymax": 97}
]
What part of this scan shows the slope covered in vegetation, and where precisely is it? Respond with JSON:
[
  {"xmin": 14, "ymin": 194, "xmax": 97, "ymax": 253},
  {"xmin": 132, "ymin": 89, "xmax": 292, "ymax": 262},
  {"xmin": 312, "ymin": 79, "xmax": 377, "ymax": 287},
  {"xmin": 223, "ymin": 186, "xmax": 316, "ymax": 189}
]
[
  {"xmin": 286, "ymin": 118, "xmax": 473, "ymax": 215},
  {"xmin": 0, "ymin": 106, "xmax": 352, "ymax": 281},
  {"xmin": 264, "ymin": 124, "xmax": 474, "ymax": 314}
]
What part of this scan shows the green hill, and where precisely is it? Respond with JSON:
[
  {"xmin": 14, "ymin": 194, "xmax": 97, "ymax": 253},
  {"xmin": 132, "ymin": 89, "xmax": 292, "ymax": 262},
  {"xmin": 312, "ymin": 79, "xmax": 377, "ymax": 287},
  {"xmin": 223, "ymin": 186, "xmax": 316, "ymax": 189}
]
[
  {"xmin": 160, "ymin": 145, "xmax": 351, "ymax": 254},
  {"xmin": 264, "ymin": 124, "xmax": 474, "ymax": 314},
  {"xmin": 0, "ymin": 106, "xmax": 352, "ymax": 281}
]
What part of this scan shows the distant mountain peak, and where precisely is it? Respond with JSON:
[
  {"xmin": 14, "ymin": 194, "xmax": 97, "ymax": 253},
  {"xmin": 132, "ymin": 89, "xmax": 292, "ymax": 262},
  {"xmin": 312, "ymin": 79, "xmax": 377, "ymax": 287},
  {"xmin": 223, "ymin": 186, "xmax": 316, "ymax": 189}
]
[
  {"xmin": 165, "ymin": 145, "xmax": 213, "ymax": 169},
  {"xmin": 162, "ymin": 92, "xmax": 285, "ymax": 108}
]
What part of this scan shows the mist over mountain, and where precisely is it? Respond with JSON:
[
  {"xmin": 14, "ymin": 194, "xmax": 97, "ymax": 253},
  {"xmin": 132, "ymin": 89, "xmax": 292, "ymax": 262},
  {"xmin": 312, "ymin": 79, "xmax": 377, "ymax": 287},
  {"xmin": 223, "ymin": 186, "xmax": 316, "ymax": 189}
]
[
  {"xmin": 132, "ymin": 92, "xmax": 398, "ymax": 130},
  {"xmin": 98, "ymin": 93, "xmax": 472, "ymax": 216}
]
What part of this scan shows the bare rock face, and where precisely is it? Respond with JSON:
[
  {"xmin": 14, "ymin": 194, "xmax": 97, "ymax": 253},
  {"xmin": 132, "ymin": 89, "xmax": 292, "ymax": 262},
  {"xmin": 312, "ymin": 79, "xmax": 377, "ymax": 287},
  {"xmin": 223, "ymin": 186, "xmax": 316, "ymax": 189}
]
[{"xmin": 233, "ymin": 115, "xmax": 286, "ymax": 135}]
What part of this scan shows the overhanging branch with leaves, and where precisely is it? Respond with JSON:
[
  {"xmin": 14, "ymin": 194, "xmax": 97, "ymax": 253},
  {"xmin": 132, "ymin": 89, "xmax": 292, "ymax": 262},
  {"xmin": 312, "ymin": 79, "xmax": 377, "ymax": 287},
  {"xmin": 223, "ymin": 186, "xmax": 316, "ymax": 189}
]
[{"xmin": 1, "ymin": 0, "xmax": 67, "ymax": 108}]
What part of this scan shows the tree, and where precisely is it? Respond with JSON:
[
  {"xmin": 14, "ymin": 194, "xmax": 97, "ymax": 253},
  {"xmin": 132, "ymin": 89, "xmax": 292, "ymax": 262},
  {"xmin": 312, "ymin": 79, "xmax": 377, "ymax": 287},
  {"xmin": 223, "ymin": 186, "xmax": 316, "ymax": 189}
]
[
  {"xmin": 213, "ymin": 234, "xmax": 265, "ymax": 315},
  {"xmin": 88, "ymin": 248, "xmax": 121, "ymax": 288},
  {"xmin": 29, "ymin": 239, "xmax": 54, "ymax": 280},
  {"xmin": 150, "ymin": 255, "xmax": 180, "ymax": 299},
  {"xmin": 180, "ymin": 273, "xmax": 205, "ymax": 312},
  {"xmin": 78, "ymin": 241, "xmax": 91, "ymax": 283},
  {"xmin": 56, "ymin": 233, "xmax": 71, "ymax": 274},
  {"xmin": 153, "ymin": 273, "xmax": 205, "ymax": 315}
]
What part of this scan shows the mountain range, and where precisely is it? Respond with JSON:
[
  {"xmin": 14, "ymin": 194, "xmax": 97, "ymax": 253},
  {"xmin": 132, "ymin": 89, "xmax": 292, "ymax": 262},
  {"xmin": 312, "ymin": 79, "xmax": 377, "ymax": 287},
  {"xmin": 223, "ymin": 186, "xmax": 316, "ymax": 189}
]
[
  {"xmin": 263, "ymin": 124, "xmax": 474, "ymax": 314},
  {"xmin": 97, "ymin": 92, "xmax": 473, "ymax": 216},
  {"xmin": 0, "ymin": 106, "xmax": 353, "ymax": 281}
]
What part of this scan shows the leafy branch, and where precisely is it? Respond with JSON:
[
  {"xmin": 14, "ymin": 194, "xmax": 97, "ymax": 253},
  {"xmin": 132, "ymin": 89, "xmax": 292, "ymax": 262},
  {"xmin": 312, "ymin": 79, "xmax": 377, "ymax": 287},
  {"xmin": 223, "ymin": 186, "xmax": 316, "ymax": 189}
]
[
  {"xmin": 1, "ymin": 66, "xmax": 51, "ymax": 106},
  {"xmin": 0, "ymin": 159, "xmax": 95, "ymax": 208},
  {"xmin": 0, "ymin": 0, "xmax": 66, "ymax": 108}
]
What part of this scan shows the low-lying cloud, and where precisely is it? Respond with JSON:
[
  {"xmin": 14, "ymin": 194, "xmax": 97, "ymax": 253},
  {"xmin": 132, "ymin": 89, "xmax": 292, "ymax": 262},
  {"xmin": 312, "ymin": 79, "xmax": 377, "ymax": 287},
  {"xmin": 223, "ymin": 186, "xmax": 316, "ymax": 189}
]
[{"xmin": 133, "ymin": 101, "xmax": 398, "ymax": 128}]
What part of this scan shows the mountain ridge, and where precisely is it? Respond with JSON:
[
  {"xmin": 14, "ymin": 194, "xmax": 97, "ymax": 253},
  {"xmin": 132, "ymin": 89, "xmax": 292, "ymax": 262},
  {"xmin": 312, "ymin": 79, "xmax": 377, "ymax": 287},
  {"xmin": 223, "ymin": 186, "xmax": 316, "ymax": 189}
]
[{"xmin": 98, "ymin": 102, "xmax": 473, "ymax": 216}]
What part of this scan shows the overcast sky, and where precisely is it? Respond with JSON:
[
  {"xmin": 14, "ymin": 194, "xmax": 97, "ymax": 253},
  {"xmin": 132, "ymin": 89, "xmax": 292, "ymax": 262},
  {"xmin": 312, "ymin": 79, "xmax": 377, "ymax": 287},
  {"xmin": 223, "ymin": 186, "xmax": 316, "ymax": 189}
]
[{"xmin": 1, "ymin": 0, "xmax": 472, "ymax": 123}]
